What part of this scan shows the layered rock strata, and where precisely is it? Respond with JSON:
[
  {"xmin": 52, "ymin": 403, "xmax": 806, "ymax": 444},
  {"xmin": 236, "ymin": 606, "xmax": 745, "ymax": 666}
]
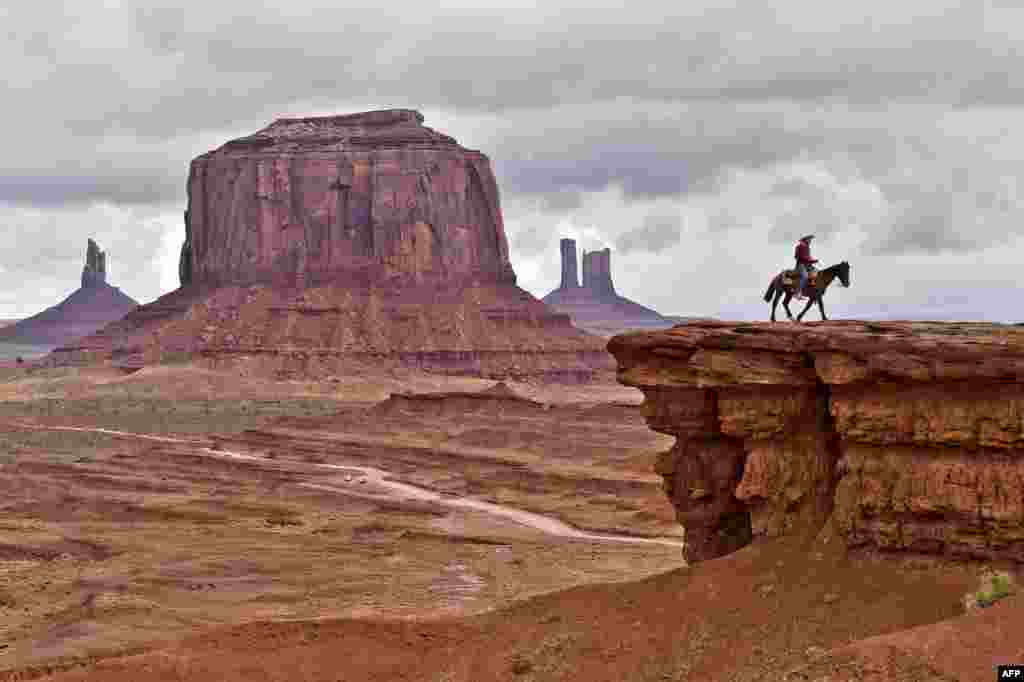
[
  {"xmin": 543, "ymin": 239, "xmax": 674, "ymax": 337},
  {"xmin": 180, "ymin": 108, "xmax": 515, "ymax": 289},
  {"xmin": 0, "ymin": 240, "xmax": 137, "ymax": 347},
  {"xmin": 51, "ymin": 111, "xmax": 611, "ymax": 381},
  {"xmin": 51, "ymin": 280, "xmax": 609, "ymax": 380},
  {"xmin": 608, "ymin": 320, "xmax": 1024, "ymax": 563}
]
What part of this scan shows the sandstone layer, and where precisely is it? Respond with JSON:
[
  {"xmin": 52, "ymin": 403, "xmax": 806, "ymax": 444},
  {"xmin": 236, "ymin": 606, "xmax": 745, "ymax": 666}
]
[
  {"xmin": 52, "ymin": 111, "xmax": 611, "ymax": 381},
  {"xmin": 608, "ymin": 320, "xmax": 1024, "ymax": 563},
  {"xmin": 0, "ymin": 240, "xmax": 137, "ymax": 348},
  {"xmin": 543, "ymin": 239, "xmax": 676, "ymax": 337}
]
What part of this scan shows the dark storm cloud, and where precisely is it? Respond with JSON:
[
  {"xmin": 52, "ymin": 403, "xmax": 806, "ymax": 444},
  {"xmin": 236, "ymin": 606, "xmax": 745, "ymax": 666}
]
[{"xmin": 615, "ymin": 213, "xmax": 683, "ymax": 254}]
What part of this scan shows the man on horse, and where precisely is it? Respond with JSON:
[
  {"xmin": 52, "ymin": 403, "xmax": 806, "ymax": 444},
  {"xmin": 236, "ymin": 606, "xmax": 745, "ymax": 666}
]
[{"xmin": 794, "ymin": 234, "xmax": 818, "ymax": 300}]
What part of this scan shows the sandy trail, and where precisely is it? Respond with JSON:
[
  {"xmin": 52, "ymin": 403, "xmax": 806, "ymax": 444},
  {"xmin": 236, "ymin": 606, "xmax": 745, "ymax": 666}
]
[{"xmin": 6, "ymin": 422, "xmax": 686, "ymax": 549}]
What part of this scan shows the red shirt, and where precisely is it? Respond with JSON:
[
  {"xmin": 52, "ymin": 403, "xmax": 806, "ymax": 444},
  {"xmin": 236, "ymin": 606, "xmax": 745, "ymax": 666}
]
[{"xmin": 795, "ymin": 241, "xmax": 817, "ymax": 265}]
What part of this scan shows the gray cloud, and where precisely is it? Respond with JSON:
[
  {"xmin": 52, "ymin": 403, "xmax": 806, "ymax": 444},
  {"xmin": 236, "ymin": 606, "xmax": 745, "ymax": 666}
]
[
  {"xmin": 3, "ymin": 1, "xmax": 1024, "ymax": 320},
  {"xmin": 509, "ymin": 224, "xmax": 553, "ymax": 259},
  {"xmin": 615, "ymin": 213, "xmax": 683, "ymax": 254},
  {"xmin": 0, "ymin": 203, "xmax": 171, "ymax": 312},
  {"xmin": 0, "ymin": 173, "xmax": 181, "ymax": 207}
]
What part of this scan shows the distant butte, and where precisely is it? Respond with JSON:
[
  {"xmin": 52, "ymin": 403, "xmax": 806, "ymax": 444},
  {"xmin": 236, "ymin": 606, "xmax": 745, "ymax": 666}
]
[
  {"xmin": 543, "ymin": 238, "xmax": 689, "ymax": 337},
  {"xmin": 179, "ymin": 108, "xmax": 515, "ymax": 289},
  {"xmin": 0, "ymin": 239, "xmax": 138, "ymax": 348},
  {"xmin": 55, "ymin": 110, "xmax": 612, "ymax": 381}
]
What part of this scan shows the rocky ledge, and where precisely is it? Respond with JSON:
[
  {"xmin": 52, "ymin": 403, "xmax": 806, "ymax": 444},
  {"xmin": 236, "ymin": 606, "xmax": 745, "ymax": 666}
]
[{"xmin": 608, "ymin": 320, "xmax": 1024, "ymax": 563}]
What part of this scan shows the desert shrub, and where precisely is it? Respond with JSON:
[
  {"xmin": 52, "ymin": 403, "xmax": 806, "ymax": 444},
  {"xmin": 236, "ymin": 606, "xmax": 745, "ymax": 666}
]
[
  {"xmin": 963, "ymin": 569, "xmax": 1018, "ymax": 611},
  {"xmin": 160, "ymin": 351, "xmax": 192, "ymax": 366}
]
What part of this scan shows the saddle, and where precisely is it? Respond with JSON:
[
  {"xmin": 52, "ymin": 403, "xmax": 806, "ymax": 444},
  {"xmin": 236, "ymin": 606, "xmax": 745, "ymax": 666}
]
[{"xmin": 782, "ymin": 269, "xmax": 817, "ymax": 290}]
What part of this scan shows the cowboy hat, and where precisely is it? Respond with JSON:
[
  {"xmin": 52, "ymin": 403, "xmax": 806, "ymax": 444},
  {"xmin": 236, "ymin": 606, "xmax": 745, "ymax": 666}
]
[{"xmin": 799, "ymin": 234, "xmax": 815, "ymax": 242}]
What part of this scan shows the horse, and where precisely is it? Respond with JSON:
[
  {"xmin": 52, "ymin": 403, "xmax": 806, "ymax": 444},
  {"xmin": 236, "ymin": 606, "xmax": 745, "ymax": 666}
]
[{"xmin": 763, "ymin": 261, "xmax": 850, "ymax": 323}]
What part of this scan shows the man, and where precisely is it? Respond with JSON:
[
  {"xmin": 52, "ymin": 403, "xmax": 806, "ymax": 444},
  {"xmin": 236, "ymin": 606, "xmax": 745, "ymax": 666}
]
[{"xmin": 794, "ymin": 235, "xmax": 818, "ymax": 300}]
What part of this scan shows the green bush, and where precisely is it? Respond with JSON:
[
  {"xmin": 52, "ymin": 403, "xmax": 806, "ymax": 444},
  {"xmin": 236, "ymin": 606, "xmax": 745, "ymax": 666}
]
[{"xmin": 963, "ymin": 569, "xmax": 1017, "ymax": 612}]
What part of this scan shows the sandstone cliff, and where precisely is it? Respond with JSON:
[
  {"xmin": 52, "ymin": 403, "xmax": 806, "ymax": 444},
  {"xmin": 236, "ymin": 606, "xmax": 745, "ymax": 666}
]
[
  {"xmin": 0, "ymin": 240, "xmax": 137, "ymax": 348},
  {"xmin": 52, "ymin": 111, "xmax": 611, "ymax": 381},
  {"xmin": 543, "ymin": 238, "xmax": 674, "ymax": 337},
  {"xmin": 181, "ymin": 109, "xmax": 515, "ymax": 289},
  {"xmin": 608, "ymin": 320, "xmax": 1024, "ymax": 563}
]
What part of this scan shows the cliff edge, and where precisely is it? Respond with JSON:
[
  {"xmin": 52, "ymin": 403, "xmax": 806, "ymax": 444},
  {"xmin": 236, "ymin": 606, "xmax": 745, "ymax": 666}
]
[{"xmin": 608, "ymin": 320, "xmax": 1024, "ymax": 563}]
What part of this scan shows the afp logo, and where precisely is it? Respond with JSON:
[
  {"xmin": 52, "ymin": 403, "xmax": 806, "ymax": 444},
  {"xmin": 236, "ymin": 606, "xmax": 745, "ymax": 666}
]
[{"xmin": 999, "ymin": 665, "xmax": 1024, "ymax": 679}]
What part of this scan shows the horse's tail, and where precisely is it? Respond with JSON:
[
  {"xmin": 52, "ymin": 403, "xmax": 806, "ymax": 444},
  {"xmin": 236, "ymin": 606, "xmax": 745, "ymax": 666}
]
[{"xmin": 763, "ymin": 276, "xmax": 776, "ymax": 303}]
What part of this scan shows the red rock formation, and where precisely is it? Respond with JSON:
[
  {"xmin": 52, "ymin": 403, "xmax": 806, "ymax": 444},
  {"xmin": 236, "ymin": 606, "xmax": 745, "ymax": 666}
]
[
  {"xmin": 543, "ymin": 239, "xmax": 674, "ymax": 337},
  {"xmin": 371, "ymin": 381, "xmax": 546, "ymax": 419},
  {"xmin": 54, "ymin": 111, "xmax": 611, "ymax": 381},
  {"xmin": 581, "ymin": 248, "xmax": 614, "ymax": 298},
  {"xmin": 558, "ymin": 238, "xmax": 579, "ymax": 290},
  {"xmin": 0, "ymin": 240, "xmax": 137, "ymax": 348},
  {"xmin": 181, "ymin": 109, "xmax": 515, "ymax": 289},
  {"xmin": 608, "ymin": 320, "xmax": 1024, "ymax": 563},
  {"xmin": 81, "ymin": 238, "xmax": 107, "ymax": 288}
]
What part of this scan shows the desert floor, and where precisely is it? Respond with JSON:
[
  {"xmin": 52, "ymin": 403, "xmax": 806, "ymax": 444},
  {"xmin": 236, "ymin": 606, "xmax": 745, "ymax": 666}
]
[{"xmin": 0, "ymin": 363, "xmax": 1021, "ymax": 682}]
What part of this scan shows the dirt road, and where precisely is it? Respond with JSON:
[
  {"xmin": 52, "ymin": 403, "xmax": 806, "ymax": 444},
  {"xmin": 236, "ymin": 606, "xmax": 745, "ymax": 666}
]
[{"xmin": 6, "ymin": 421, "xmax": 685, "ymax": 549}]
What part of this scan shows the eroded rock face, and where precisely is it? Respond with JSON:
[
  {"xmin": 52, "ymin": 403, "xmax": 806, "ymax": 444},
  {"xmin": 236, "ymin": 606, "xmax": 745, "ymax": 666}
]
[
  {"xmin": 608, "ymin": 320, "xmax": 1024, "ymax": 563},
  {"xmin": 181, "ymin": 109, "xmax": 515, "ymax": 288}
]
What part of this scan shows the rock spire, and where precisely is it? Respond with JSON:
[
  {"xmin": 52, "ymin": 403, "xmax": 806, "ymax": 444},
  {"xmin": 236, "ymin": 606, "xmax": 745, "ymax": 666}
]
[{"xmin": 81, "ymin": 238, "xmax": 107, "ymax": 288}]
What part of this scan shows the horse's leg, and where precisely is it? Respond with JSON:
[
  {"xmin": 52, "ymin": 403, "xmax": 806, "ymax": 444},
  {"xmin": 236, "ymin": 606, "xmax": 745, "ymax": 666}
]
[
  {"xmin": 782, "ymin": 292, "xmax": 795, "ymax": 321},
  {"xmin": 817, "ymin": 294, "xmax": 827, "ymax": 321},
  {"xmin": 770, "ymin": 290, "xmax": 778, "ymax": 322},
  {"xmin": 795, "ymin": 294, "xmax": 815, "ymax": 322}
]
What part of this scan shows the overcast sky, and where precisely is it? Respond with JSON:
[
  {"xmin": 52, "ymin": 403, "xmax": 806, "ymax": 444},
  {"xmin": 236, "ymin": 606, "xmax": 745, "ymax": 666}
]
[{"xmin": 3, "ymin": 1, "xmax": 1024, "ymax": 321}]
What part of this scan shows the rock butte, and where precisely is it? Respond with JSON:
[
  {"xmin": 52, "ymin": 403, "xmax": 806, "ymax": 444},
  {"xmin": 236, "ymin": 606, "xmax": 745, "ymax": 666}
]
[
  {"xmin": 0, "ymin": 239, "xmax": 138, "ymax": 348},
  {"xmin": 179, "ymin": 108, "xmax": 515, "ymax": 289},
  {"xmin": 543, "ymin": 238, "xmax": 684, "ymax": 337},
  {"xmin": 608, "ymin": 320, "xmax": 1024, "ymax": 563},
  {"xmin": 53, "ymin": 110, "xmax": 611, "ymax": 381}
]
